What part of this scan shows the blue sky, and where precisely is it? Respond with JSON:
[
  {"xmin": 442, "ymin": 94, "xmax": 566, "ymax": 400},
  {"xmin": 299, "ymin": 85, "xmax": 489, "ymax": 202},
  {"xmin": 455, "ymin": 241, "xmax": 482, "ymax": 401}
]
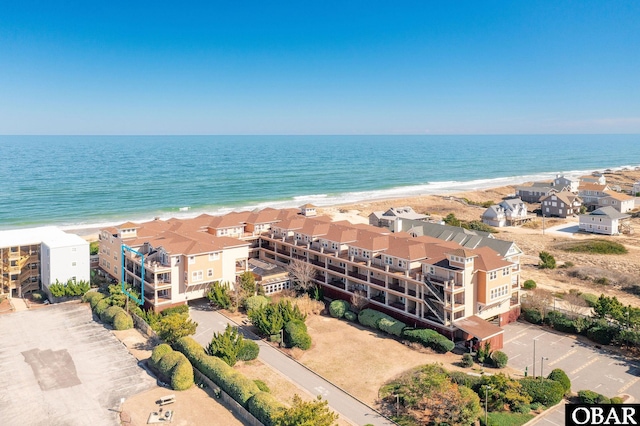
[{"xmin": 1, "ymin": 1, "xmax": 639, "ymax": 134}]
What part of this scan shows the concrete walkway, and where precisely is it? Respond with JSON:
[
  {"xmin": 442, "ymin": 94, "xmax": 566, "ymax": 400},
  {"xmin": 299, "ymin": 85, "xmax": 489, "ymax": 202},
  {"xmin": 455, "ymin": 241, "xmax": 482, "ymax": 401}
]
[
  {"xmin": 189, "ymin": 302, "xmax": 395, "ymax": 426},
  {"xmin": 10, "ymin": 297, "xmax": 29, "ymax": 312}
]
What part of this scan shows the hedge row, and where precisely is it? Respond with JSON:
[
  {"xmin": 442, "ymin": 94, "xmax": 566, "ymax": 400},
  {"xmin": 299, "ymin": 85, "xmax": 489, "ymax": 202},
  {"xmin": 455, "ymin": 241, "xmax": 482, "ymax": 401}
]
[
  {"xmin": 519, "ymin": 377, "xmax": 564, "ymax": 406},
  {"xmin": 402, "ymin": 328, "xmax": 455, "ymax": 353},
  {"xmin": 175, "ymin": 336, "xmax": 285, "ymax": 424},
  {"xmin": 284, "ymin": 319, "xmax": 311, "ymax": 350},
  {"xmin": 378, "ymin": 317, "xmax": 406, "ymax": 337},
  {"xmin": 93, "ymin": 301, "xmax": 133, "ymax": 330},
  {"xmin": 83, "ymin": 291, "xmax": 106, "ymax": 309},
  {"xmin": 357, "ymin": 308, "xmax": 408, "ymax": 337},
  {"xmin": 149, "ymin": 344, "xmax": 194, "ymax": 391},
  {"xmin": 329, "ymin": 300, "xmax": 350, "ymax": 318}
]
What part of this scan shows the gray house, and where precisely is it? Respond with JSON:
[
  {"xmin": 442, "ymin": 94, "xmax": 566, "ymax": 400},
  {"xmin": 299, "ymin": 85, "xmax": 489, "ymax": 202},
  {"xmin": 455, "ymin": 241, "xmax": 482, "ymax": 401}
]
[
  {"xmin": 516, "ymin": 182, "xmax": 557, "ymax": 203},
  {"xmin": 539, "ymin": 191, "xmax": 583, "ymax": 218},
  {"xmin": 368, "ymin": 206, "xmax": 429, "ymax": 230},
  {"xmin": 579, "ymin": 206, "xmax": 630, "ymax": 235}
]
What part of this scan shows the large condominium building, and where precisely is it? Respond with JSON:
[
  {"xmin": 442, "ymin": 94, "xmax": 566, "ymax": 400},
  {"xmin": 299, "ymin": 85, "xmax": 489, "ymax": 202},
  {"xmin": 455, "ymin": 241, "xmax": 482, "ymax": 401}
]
[
  {"xmin": 99, "ymin": 207, "xmax": 521, "ymax": 348},
  {"xmin": 0, "ymin": 227, "xmax": 90, "ymax": 298}
]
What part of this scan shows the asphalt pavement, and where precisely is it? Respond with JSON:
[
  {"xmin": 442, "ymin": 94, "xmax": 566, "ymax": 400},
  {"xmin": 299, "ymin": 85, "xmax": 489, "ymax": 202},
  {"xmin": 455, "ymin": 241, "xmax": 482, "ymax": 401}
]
[{"xmin": 188, "ymin": 301, "xmax": 395, "ymax": 426}]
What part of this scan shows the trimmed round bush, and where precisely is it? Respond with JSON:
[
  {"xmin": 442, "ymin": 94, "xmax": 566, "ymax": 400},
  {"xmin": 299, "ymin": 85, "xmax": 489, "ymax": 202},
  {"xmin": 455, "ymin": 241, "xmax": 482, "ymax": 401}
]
[
  {"xmin": 238, "ymin": 340, "xmax": 260, "ymax": 361},
  {"xmin": 523, "ymin": 279, "xmax": 537, "ymax": 289},
  {"xmin": 378, "ymin": 317, "xmax": 406, "ymax": 337},
  {"xmin": 94, "ymin": 298, "xmax": 111, "ymax": 316},
  {"xmin": 578, "ymin": 389, "xmax": 610, "ymax": 404},
  {"xmin": 247, "ymin": 391, "xmax": 286, "ymax": 426},
  {"xmin": 461, "ymin": 353, "xmax": 474, "ymax": 368},
  {"xmin": 344, "ymin": 311, "xmax": 357, "ymax": 322},
  {"xmin": 520, "ymin": 377, "xmax": 564, "ymax": 406},
  {"xmin": 84, "ymin": 291, "xmax": 106, "ymax": 307},
  {"xmin": 254, "ymin": 379, "xmax": 270, "ymax": 393},
  {"xmin": 610, "ymin": 396, "xmax": 624, "ymax": 404},
  {"xmin": 329, "ymin": 299, "xmax": 350, "ymax": 318},
  {"xmin": 358, "ymin": 308, "xmax": 392, "ymax": 329},
  {"xmin": 244, "ymin": 295, "xmax": 270, "ymax": 313},
  {"xmin": 158, "ymin": 351, "xmax": 183, "ymax": 378},
  {"xmin": 113, "ymin": 310, "xmax": 134, "ymax": 330},
  {"xmin": 402, "ymin": 328, "xmax": 454, "ymax": 353},
  {"xmin": 150, "ymin": 344, "xmax": 173, "ymax": 370},
  {"xmin": 547, "ymin": 368, "xmax": 571, "ymax": 395},
  {"xmin": 171, "ymin": 357, "xmax": 194, "ymax": 391},
  {"xmin": 491, "ymin": 350, "xmax": 509, "ymax": 368},
  {"xmin": 284, "ymin": 319, "xmax": 311, "ymax": 350},
  {"xmin": 101, "ymin": 305, "xmax": 122, "ymax": 324}
]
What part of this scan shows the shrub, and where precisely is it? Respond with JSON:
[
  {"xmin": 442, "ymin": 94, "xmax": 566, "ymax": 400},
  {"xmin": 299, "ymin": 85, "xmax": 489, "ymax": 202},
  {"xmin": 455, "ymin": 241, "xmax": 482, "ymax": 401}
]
[
  {"xmin": 113, "ymin": 310, "xmax": 134, "ymax": 330},
  {"xmin": 521, "ymin": 307, "xmax": 542, "ymax": 324},
  {"xmin": 491, "ymin": 351, "xmax": 509, "ymax": 368},
  {"xmin": 402, "ymin": 328, "xmax": 455, "ymax": 353},
  {"xmin": 545, "ymin": 311, "xmax": 576, "ymax": 333},
  {"xmin": 31, "ymin": 291, "xmax": 45, "ymax": 302},
  {"xmin": 161, "ymin": 304, "xmax": 189, "ymax": 316},
  {"xmin": 158, "ymin": 351, "xmax": 183, "ymax": 379},
  {"xmin": 94, "ymin": 298, "xmax": 111, "ymax": 317},
  {"xmin": 581, "ymin": 292, "xmax": 598, "ymax": 307},
  {"xmin": 284, "ymin": 319, "xmax": 311, "ymax": 350},
  {"xmin": 101, "ymin": 305, "xmax": 122, "ymax": 324},
  {"xmin": 244, "ymin": 295, "xmax": 270, "ymax": 313},
  {"xmin": 150, "ymin": 344, "xmax": 173, "ymax": 370},
  {"xmin": 219, "ymin": 370, "xmax": 262, "ymax": 406},
  {"xmin": 586, "ymin": 321, "xmax": 617, "ymax": 345},
  {"xmin": 254, "ymin": 379, "xmax": 270, "ymax": 393},
  {"xmin": 378, "ymin": 317, "xmax": 406, "ymax": 337},
  {"xmin": 523, "ymin": 279, "xmax": 537, "ymax": 290},
  {"xmin": 562, "ymin": 240, "xmax": 628, "ymax": 255},
  {"xmin": 357, "ymin": 308, "xmax": 391, "ymax": 329},
  {"xmin": 329, "ymin": 299, "xmax": 350, "ymax": 318},
  {"xmin": 520, "ymin": 377, "xmax": 564, "ymax": 406},
  {"xmin": 538, "ymin": 251, "xmax": 556, "ymax": 269},
  {"xmin": 578, "ymin": 390, "xmax": 610, "ymax": 404},
  {"xmin": 207, "ymin": 324, "xmax": 243, "ymax": 366},
  {"xmin": 207, "ymin": 281, "xmax": 232, "ymax": 309},
  {"xmin": 610, "ymin": 396, "xmax": 624, "ymax": 404},
  {"xmin": 247, "ymin": 391, "xmax": 286, "ymax": 426},
  {"xmin": 238, "ymin": 340, "xmax": 260, "ymax": 361},
  {"xmin": 344, "ymin": 311, "xmax": 357, "ymax": 322},
  {"xmin": 448, "ymin": 371, "xmax": 482, "ymax": 389},
  {"xmin": 171, "ymin": 356, "xmax": 194, "ymax": 391},
  {"xmin": 461, "ymin": 353, "xmax": 474, "ymax": 368},
  {"xmin": 84, "ymin": 291, "xmax": 106, "ymax": 308},
  {"xmin": 547, "ymin": 369, "xmax": 571, "ymax": 395}
]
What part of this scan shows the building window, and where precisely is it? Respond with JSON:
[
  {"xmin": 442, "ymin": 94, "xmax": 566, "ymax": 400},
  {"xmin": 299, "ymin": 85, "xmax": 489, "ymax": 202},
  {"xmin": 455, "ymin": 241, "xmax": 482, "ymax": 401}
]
[
  {"xmin": 207, "ymin": 268, "xmax": 213, "ymax": 277},
  {"xmin": 72, "ymin": 262, "xmax": 77, "ymax": 267},
  {"xmin": 72, "ymin": 247, "xmax": 76, "ymax": 252},
  {"xmin": 107, "ymin": 261, "xmax": 111, "ymax": 269},
  {"xmin": 113, "ymin": 267, "xmax": 117, "ymax": 274},
  {"xmin": 490, "ymin": 284, "xmax": 509, "ymax": 300},
  {"xmin": 192, "ymin": 270, "xmax": 203, "ymax": 282},
  {"xmin": 384, "ymin": 256, "xmax": 393, "ymax": 265},
  {"xmin": 209, "ymin": 252, "xmax": 220, "ymax": 261},
  {"xmin": 189, "ymin": 256, "xmax": 195, "ymax": 264},
  {"xmin": 489, "ymin": 271, "xmax": 497, "ymax": 280},
  {"xmin": 331, "ymin": 242, "xmax": 338, "ymax": 250},
  {"xmin": 398, "ymin": 260, "xmax": 407, "ymax": 269},
  {"xmin": 502, "ymin": 268, "xmax": 509, "ymax": 276}
]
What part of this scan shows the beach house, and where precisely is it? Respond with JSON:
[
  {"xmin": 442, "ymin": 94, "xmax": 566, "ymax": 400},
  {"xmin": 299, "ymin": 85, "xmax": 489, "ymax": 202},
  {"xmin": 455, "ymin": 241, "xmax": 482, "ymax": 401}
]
[
  {"xmin": 578, "ymin": 183, "xmax": 611, "ymax": 210},
  {"xmin": 539, "ymin": 192, "xmax": 583, "ymax": 218},
  {"xmin": 579, "ymin": 207, "xmax": 630, "ymax": 235},
  {"xmin": 598, "ymin": 191, "xmax": 636, "ymax": 213},
  {"xmin": 368, "ymin": 206, "xmax": 429, "ymax": 231},
  {"xmin": 481, "ymin": 197, "xmax": 530, "ymax": 227},
  {"xmin": 552, "ymin": 175, "xmax": 580, "ymax": 193},
  {"xmin": 515, "ymin": 181, "xmax": 557, "ymax": 203},
  {"xmin": 99, "ymin": 208, "xmax": 521, "ymax": 348},
  {"xmin": 0, "ymin": 227, "xmax": 90, "ymax": 299}
]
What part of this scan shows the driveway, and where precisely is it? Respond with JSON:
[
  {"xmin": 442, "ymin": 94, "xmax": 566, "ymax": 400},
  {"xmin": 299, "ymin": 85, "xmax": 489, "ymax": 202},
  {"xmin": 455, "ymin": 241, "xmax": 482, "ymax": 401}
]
[
  {"xmin": 502, "ymin": 321, "xmax": 640, "ymax": 424},
  {"xmin": 189, "ymin": 301, "xmax": 394, "ymax": 426},
  {"xmin": 544, "ymin": 221, "xmax": 580, "ymax": 237}
]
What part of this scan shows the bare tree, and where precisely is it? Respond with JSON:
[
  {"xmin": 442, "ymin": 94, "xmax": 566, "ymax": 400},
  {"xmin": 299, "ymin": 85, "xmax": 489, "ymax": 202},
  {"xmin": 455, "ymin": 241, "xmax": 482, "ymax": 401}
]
[
  {"xmin": 287, "ymin": 259, "xmax": 316, "ymax": 293},
  {"xmin": 350, "ymin": 290, "xmax": 368, "ymax": 313},
  {"xmin": 522, "ymin": 288, "xmax": 553, "ymax": 319},
  {"xmin": 563, "ymin": 291, "xmax": 589, "ymax": 317}
]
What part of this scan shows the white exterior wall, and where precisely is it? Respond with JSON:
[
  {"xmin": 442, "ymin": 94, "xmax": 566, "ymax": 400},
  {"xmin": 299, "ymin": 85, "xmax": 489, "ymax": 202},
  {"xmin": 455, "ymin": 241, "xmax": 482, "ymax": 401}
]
[
  {"xmin": 579, "ymin": 215, "xmax": 617, "ymax": 235},
  {"xmin": 41, "ymin": 241, "xmax": 90, "ymax": 289},
  {"xmin": 220, "ymin": 246, "xmax": 249, "ymax": 288}
]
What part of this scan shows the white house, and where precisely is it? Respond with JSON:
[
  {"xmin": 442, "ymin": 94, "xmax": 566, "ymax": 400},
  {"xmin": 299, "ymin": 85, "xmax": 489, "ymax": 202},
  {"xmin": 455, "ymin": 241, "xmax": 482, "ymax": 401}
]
[
  {"xmin": 553, "ymin": 175, "xmax": 580, "ymax": 193},
  {"xmin": 579, "ymin": 207, "xmax": 630, "ymax": 236},
  {"xmin": 481, "ymin": 198, "xmax": 529, "ymax": 227},
  {"xmin": 598, "ymin": 190, "xmax": 635, "ymax": 213}
]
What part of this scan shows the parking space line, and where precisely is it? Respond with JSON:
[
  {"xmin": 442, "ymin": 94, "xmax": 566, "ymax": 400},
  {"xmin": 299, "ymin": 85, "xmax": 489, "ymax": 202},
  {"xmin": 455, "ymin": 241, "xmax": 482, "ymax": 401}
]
[
  {"xmin": 534, "ymin": 332, "xmax": 546, "ymax": 339},
  {"xmin": 570, "ymin": 357, "xmax": 598, "ymax": 375},
  {"xmin": 548, "ymin": 349, "xmax": 576, "ymax": 366},
  {"xmin": 618, "ymin": 376, "xmax": 640, "ymax": 394},
  {"xmin": 504, "ymin": 332, "xmax": 527, "ymax": 344}
]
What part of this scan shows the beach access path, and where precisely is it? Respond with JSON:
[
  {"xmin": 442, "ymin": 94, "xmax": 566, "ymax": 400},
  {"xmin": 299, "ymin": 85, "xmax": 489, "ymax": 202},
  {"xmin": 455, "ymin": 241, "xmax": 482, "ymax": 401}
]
[{"xmin": 188, "ymin": 301, "xmax": 395, "ymax": 426}]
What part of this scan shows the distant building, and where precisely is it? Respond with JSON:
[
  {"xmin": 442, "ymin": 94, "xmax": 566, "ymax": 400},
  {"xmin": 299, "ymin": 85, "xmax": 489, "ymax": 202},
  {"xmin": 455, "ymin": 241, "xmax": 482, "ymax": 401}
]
[
  {"xmin": 300, "ymin": 204, "xmax": 317, "ymax": 217},
  {"xmin": 368, "ymin": 206, "xmax": 429, "ymax": 231},
  {"xmin": 248, "ymin": 258, "xmax": 290, "ymax": 295},
  {"xmin": 0, "ymin": 227, "xmax": 90, "ymax": 299},
  {"xmin": 481, "ymin": 197, "xmax": 530, "ymax": 227},
  {"xmin": 578, "ymin": 183, "xmax": 610, "ymax": 210},
  {"xmin": 579, "ymin": 172, "xmax": 607, "ymax": 185},
  {"xmin": 579, "ymin": 207, "xmax": 630, "ymax": 235},
  {"xmin": 515, "ymin": 182, "xmax": 557, "ymax": 203},
  {"xmin": 633, "ymin": 181, "xmax": 640, "ymax": 196},
  {"xmin": 539, "ymin": 192, "xmax": 583, "ymax": 218},
  {"xmin": 598, "ymin": 191, "xmax": 635, "ymax": 213},
  {"xmin": 553, "ymin": 175, "xmax": 580, "ymax": 193}
]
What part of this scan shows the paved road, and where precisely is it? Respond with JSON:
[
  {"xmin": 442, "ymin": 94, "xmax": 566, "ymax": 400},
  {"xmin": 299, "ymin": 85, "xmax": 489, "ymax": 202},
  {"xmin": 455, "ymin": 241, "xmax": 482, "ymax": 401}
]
[
  {"xmin": 502, "ymin": 321, "xmax": 640, "ymax": 425},
  {"xmin": 189, "ymin": 302, "xmax": 394, "ymax": 426}
]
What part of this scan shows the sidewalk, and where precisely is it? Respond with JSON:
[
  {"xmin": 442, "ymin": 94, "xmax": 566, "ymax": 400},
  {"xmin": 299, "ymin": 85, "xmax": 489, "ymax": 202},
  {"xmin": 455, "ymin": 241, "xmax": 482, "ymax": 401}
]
[{"xmin": 10, "ymin": 297, "xmax": 29, "ymax": 312}]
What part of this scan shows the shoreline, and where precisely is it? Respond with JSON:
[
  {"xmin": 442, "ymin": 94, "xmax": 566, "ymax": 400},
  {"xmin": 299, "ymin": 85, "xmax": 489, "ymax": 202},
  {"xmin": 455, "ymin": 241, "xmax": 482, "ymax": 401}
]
[{"xmin": 13, "ymin": 166, "xmax": 640, "ymax": 241}]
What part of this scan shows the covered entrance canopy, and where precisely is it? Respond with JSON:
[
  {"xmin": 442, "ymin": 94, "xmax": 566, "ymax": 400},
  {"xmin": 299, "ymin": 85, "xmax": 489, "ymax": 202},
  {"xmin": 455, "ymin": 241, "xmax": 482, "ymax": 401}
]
[{"xmin": 454, "ymin": 315, "xmax": 504, "ymax": 349}]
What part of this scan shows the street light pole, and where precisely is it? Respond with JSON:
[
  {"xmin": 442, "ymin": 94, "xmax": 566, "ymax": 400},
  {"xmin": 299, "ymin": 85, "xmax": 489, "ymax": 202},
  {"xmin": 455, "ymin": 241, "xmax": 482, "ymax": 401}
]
[
  {"xmin": 541, "ymin": 357, "xmax": 549, "ymax": 378},
  {"xmin": 484, "ymin": 385, "xmax": 492, "ymax": 426}
]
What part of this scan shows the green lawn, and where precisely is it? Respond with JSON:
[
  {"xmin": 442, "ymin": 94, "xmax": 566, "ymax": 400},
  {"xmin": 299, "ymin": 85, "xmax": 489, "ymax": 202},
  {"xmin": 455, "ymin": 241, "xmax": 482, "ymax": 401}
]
[{"xmin": 482, "ymin": 411, "xmax": 535, "ymax": 426}]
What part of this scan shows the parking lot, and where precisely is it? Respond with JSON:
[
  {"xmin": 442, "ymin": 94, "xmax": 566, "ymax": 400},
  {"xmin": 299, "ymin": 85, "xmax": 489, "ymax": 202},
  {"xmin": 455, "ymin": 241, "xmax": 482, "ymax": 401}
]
[
  {"xmin": 0, "ymin": 302, "xmax": 155, "ymax": 426},
  {"xmin": 502, "ymin": 321, "xmax": 640, "ymax": 424}
]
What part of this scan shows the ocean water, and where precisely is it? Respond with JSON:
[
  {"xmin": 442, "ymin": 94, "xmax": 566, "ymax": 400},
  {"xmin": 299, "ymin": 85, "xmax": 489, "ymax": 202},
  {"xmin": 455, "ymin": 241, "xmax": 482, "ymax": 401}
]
[{"xmin": 0, "ymin": 135, "xmax": 639, "ymax": 230}]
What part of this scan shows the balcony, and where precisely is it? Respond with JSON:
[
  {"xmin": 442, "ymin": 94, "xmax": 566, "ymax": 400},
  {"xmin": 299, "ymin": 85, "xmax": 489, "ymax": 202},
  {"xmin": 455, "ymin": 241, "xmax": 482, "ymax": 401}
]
[
  {"xmin": 370, "ymin": 277, "xmax": 385, "ymax": 287},
  {"xmin": 389, "ymin": 301, "xmax": 405, "ymax": 311},
  {"xmin": 327, "ymin": 279, "xmax": 346, "ymax": 290},
  {"xmin": 327, "ymin": 264, "xmax": 345, "ymax": 274},
  {"xmin": 388, "ymin": 283, "xmax": 406, "ymax": 294}
]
